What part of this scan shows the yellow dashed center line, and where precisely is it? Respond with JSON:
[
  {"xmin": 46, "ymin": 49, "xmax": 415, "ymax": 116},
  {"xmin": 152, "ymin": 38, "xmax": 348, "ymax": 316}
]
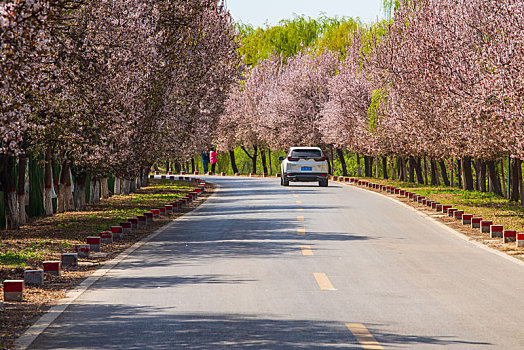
[
  {"xmin": 297, "ymin": 216, "xmax": 304, "ymax": 221},
  {"xmin": 300, "ymin": 246, "xmax": 314, "ymax": 256},
  {"xmin": 296, "ymin": 208, "xmax": 304, "ymax": 212},
  {"xmin": 293, "ymin": 194, "xmax": 299, "ymax": 198},
  {"xmin": 297, "ymin": 228, "xmax": 306, "ymax": 236},
  {"xmin": 313, "ymin": 273, "xmax": 336, "ymax": 290},
  {"xmin": 345, "ymin": 323, "xmax": 384, "ymax": 349},
  {"xmin": 296, "ymin": 200, "xmax": 302, "ymax": 204}
]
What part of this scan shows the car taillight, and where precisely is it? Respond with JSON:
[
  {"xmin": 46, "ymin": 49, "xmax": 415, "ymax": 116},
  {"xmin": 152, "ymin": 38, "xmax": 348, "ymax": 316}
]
[
  {"xmin": 287, "ymin": 157, "xmax": 299, "ymax": 161},
  {"xmin": 314, "ymin": 157, "xmax": 326, "ymax": 161}
]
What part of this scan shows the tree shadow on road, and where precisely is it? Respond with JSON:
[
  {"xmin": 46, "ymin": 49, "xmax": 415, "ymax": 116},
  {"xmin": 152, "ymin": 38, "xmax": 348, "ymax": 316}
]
[{"xmin": 30, "ymin": 305, "xmax": 492, "ymax": 349}]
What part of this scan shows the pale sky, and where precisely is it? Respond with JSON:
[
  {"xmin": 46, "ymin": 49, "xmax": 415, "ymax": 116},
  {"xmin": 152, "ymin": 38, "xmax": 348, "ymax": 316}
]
[{"xmin": 224, "ymin": 0, "xmax": 385, "ymax": 27}]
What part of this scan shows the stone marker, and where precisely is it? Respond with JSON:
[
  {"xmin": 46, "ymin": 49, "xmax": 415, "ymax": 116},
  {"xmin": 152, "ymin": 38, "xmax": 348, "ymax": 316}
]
[
  {"xmin": 3, "ymin": 280, "xmax": 24, "ymax": 301},
  {"xmin": 503, "ymin": 230, "xmax": 517, "ymax": 243},
  {"xmin": 151, "ymin": 209, "xmax": 160, "ymax": 218},
  {"xmin": 75, "ymin": 244, "xmax": 90, "ymax": 258},
  {"xmin": 111, "ymin": 226, "xmax": 123, "ymax": 239},
  {"xmin": 447, "ymin": 208, "xmax": 457, "ymax": 217},
  {"xmin": 165, "ymin": 205, "xmax": 173, "ymax": 214},
  {"xmin": 24, "ymin": 270, "xmax": 44, "ymax": 286},
  {"xmin": 128, "ymin": 218, "xmax": 138, "ymax": 229},
  {"xmin": 517, "ymin": 233, "xmax": 524, "ymax": 247},
  {"xmin": 490, "ymin": 225, "xmax": 503, "ymax": 238},
  {"xmin": 86, "ymin": 236, "xmax": 101, "ymax": 252},
  {"xmin": 159, "ymin": 207, "xmax": 166, "ymax": 216},
  {"xmin": 454, "ymin": 210, "xmax": 464, "ymax": 220},
  {"xmin": 144, "ymin": 212, "xmax": 153, "ymax": 223},
  {"xmin": 61, "ymin": 253, "xmax": 78, "ymax": 267},
  {"xmin": 100, "ymin": 231, "xmax": 113, "ymax": 244},
  {"xmin": 471, "ymin": 217, "xmax": 482, "ymax": 228},
  {"xmin": 120, "ymin": 222, "xmax": 132, "ymax": 233},
  {"xmin": 137, "ymin": 215, "xmax": 146, "ymax": 227},
  {"xmin": 481, "ymin": 220, "xmax": 493, "ymax": 233},
  {"xmin": 43, "ymin": 261, "xmax": 61, "ymax": 276},
  {"xmin": 462, "ymin": 214, "xmax": 473, "ymax": 225}
]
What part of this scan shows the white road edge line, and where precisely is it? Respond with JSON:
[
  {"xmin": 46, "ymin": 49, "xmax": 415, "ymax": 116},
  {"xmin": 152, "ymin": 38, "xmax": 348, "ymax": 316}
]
[
  {"xmin": 14, "ymin": 180, "xmax": 220, "ymax": 350},
  {"xmin": 347, "ymin": 183, "xmax": 524, "ymax": 268}
]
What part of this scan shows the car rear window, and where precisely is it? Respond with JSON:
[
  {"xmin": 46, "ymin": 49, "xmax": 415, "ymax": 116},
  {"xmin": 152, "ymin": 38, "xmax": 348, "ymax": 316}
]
[{"xmin": 290, "ymin": 149, "xmax": 323, "ymax": 158}]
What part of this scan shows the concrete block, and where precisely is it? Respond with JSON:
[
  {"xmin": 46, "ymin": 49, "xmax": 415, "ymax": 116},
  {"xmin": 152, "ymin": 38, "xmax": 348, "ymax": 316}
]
[
  {"xmin": 159, "ymin": 207, "xmax": 166, "ymax": 216},
  {"xmin": 462, "ymin": 214, "xmax": 473, "ymax": 225},
  {"xmin": 471, "ymin": 217, "xmax": 482, "ymax": 228},
  {"xmin": 61, "ymin": 253, "xmax": 78, "ymax": 267},
  {"xmin": 517, "ymin": 233, "xmax": 524, "ymax": 247},
  {"xmin": 442, "ymin": 205, "xmax": 452, "ymax": 213},
  {"xmin": 24, "ymin": 270, "xmax": 44, "ymax": 286},
  {"xmin": 448, "ymin": 208, "xmax": 457, "ymax": 217},
  {"xmin": 503, "ymin": 230, "xmax": 517, "ymax": 243},
  {"xmin": 144, "ymin": 212, "xmax": 153, "ymax": 223},
  {"xmin": 151, "ymin": 209, "xmax": 160, "ymax": 218},
  {"xmin": 137, "ymin": 215, "xmax": 147, "ymax": 226},
  {"xmin": 435, "ymin": 203, "xmax": 443, "ymax": 211},
  {"xmin": 165, "ymin": 205, "xmax": 173, "ymax": 214},
  {"xmin": 120, "ymin": 222, "xmax": 132, "ymax": 234},
  {"xmin": 454, "ymin": 210, "xmax": 464, "ymax": 220},
  {"xmin": 86, "ymin": 236, "xmax": 101, "ymax": 252},
  {"xmin": 128, "ymin": 218, "xmax": 138, "ymax": 229},
  {"xmin": 111, "ymin": 226, "xmax": 123, "ymax": 239},
  {"xmin": 43, "ymin": 261, "xmax": 61, "ymax": 276},
  {"xmin": 100, "ymin": 231, "xmax": 113, "ymax": 244},
  {"xmin": 481, "ymin": 220, "xmax": 493, "ymax": 233},
  {"xmin": 180, "ymin": 171, "xmax": 185, "ymax": 175},
  {"xmin": 417, "ymin": 196, "xmax": 425, "ymax": 203},
  {"xmin": 75, "ymin": 244, "xmax": 90, "ymax": 258},
  {"xmin": 3, "ymin": 280, "xmax": 24, "ymax": 301},
  {"xmin": 490, "ymin": 225, "xmax": 503, "ymax": 238}
]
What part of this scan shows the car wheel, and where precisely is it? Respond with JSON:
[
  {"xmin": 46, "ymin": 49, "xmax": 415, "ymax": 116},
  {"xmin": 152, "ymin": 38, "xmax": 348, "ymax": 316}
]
[
  {"xmin": 319, "ymin": 179, "xmax": 328, "ymax": 187},
  {"xmin": 283, "ymin": 175, "xmax": 289, "ymax": 186}
]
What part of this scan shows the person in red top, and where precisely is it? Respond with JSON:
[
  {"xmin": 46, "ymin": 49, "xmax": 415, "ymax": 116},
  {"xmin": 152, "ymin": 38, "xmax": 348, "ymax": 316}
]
[{"xmin": 210, "ymin": 149, "xmax": 218, "ymax": 174}]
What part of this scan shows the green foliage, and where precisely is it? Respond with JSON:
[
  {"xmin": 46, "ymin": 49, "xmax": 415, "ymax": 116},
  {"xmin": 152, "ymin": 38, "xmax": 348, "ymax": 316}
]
[
  {"xmin": 0, "ymin": 250, "xmax": 44, "ymax": 267},
  {"xmin": 316, "ymin": 17, "xmax": 361, "ymax": 58},
  {"xmin": 368, "ymin": 89, "xmax": 386, "ymax": 134}
]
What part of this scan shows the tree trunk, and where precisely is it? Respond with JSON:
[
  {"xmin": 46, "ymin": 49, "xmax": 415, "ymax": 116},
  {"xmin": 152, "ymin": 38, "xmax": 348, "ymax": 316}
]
[
  {"xmin": 487, "ymin": 160, "xmax": 503, "ymax": 196},
  {"xmin": 430, "ymin": 159, "xmax": 438, "ymax": 185},
  {"xmin": 130, "ymin": 177, "xmax": 137, "ymax": 193},
  {"xmin": 74, "ymin": 172, "xmax": 87, "ymax": 211},
  {"xmin": 44, "ymin": 148, "xmax": 54, "ymax": 216},
  {"xmin": 439, "ymin": 160, "xmax": 450, "ymax": 186},
  {"xmin": 0, "ymin": 155, "xmax": 19, "ymax": 229},
  {"xmin": 390, "ymin": 156, "xmax": 395, "ymax": 180},
  {"xmin": 17, "ymin": 154, "xmax": 28, "ymax": 226},
  {"xmin": 478, "ymin": 160, "xmax": 487, "ymax": 192},
  {"xmin": 57, "ymin": 159, "xmax": 70, "ymax": 213},
  {"xmin": 336, "ymin": 148, "xmax": 348, "ymax": 177},
  {"xmin": 423, "ymin": 157, "xmax": 428, "ymax": 185},
  {"xmin": 457, "ymin": 159, "xmax": 462, "ymax": 188},
  {"xmin": 268, "ymin": 149, "xmax": 273, "ymax": 175},
  {"xmin": 165, "ymin": 161, "xmax": 170, "ymax": 173},
  {"xmin": 101, "ymin": 177, "xmax": 110, "ymax": 198},
  {"xmin": 356, "ymin": 154, "xmax": 362, "ymax": 177},
  {"xmin": 191, "ymin": 158, "xmax": 195, "ymax": 173},
  {"xmin": 382, "ymin": 156, "xmax": 388, "ymax": 179},
  {"xmin": 450, "ymin": 158, "xmax": 455, "ymax": 187},
  {"xmin": 501, "ymin": 159, "xmax": 507, "ymax": 198},
  {"xmin": 122, "ymin": 179, "xmax": 131, "ymax": 195},
  {"xmin": 136, "ymin": 175, "xmax": 142, "ymax": 189},
  {"xmin": 114, "ymin": 176, "xmax": 121, "ymax": 195},
  {"xmin": 519, "ymin": 161, "xmax": 524, "ymax": 204},
  {"xmin": 408, "ymin": 157, "xmax": 415, "ymax": 183},
  {"xmin": 510, "ymin": 158, "xmax": 521, "ymax": 202},
  {"xmin": 229, "ymin": 150, "xmax": 238, "ymax": 174},
  {"xmin": 462, "ymin": 156, "xmax": 474, "ymax": 191},
  {"xmin": 175, "ymin": 161, "xmax": 181, "ymax": 174},
  {"xmin": 252, "ymin": 146, "xmax": 258, "ymax": 174},
  {"xmin": 413, "ymin": 157, "xmax": 424, "ymax": 184},
  {"xmin": 260, "ymin": 149, "xmax": 268, "ymax": 174}
]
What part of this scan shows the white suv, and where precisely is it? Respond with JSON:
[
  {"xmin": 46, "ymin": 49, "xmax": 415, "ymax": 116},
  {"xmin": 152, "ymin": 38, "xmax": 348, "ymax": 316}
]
[{"xmin": 279, "ymin": 147, "xmax": 329, "ymax": 187}]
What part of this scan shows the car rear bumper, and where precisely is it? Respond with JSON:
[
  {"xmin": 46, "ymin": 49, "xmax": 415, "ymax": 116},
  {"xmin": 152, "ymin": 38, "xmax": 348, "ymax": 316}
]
[{"xmin": 285, "ymin": 173, "xmax": 328, "ymax": 182}]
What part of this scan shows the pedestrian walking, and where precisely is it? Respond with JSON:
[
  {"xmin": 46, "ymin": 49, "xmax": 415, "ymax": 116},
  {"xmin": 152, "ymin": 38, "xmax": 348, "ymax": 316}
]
[
  {"xmin": 210, "ymin": 149, "xmax": 218, "ymax": 174},
  {"xmin": 201, "ymin": 148, "xmax": 210, "ymax": 174}
]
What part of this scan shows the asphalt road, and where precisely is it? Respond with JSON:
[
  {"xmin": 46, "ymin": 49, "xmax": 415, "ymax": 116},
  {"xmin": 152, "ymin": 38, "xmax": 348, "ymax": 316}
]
[{"xmin": 28, "ymin": 177, "xmax": 524, "ymax": 349}]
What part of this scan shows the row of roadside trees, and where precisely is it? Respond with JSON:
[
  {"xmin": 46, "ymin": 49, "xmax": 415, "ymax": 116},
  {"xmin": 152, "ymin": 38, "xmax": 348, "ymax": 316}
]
[
  {"xmin": 216, "ymin": 0, "xmax": 524, "ymax": 203},
  {"xmin": 0, "ymin": 0, "xmax": 241, "ymax": 229}
]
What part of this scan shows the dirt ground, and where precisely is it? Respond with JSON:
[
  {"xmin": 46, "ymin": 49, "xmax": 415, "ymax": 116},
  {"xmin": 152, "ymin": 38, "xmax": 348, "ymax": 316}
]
[{"xmin": 0, "ymin": 179, "xmax": 214, "ymax": 349}]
